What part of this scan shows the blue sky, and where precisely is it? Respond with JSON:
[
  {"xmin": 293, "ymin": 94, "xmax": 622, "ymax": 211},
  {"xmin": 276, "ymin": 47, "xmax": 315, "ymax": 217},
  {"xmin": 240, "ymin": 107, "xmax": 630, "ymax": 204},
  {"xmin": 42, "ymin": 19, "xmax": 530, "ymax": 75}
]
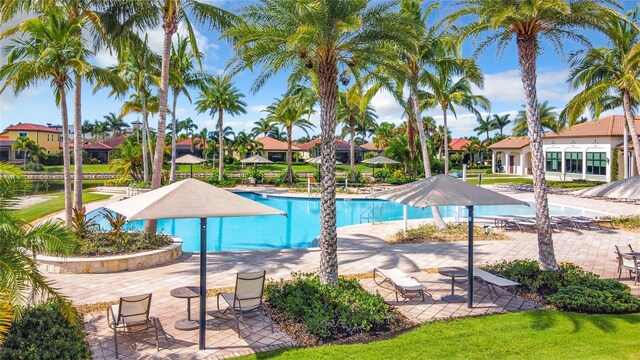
[{"xmin": 1, "ymin": 1, "xmax": 638, "ymax": 140}]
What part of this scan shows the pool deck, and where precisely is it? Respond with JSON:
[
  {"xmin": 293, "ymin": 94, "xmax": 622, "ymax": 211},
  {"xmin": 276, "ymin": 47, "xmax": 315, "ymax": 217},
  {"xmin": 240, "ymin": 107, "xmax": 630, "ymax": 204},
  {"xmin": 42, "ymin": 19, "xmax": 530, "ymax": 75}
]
[{"xmin": 43, "ymin": 186, "xmax": 640, "ymax": 359}]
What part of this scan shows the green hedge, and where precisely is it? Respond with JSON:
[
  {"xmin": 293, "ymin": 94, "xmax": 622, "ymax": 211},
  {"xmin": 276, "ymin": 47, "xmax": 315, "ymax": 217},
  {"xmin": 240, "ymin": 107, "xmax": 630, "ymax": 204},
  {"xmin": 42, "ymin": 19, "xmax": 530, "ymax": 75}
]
[
  {"xmin": 264, "ymin": 273, "xmax": 392, "ymax": 340},
  {"xmin": 0, "ymin": 300, "xmax": 90, "ymax": 359},
  {"xmin": 483, "ymin": 260, "xmax": 640, "ymax": 314}
]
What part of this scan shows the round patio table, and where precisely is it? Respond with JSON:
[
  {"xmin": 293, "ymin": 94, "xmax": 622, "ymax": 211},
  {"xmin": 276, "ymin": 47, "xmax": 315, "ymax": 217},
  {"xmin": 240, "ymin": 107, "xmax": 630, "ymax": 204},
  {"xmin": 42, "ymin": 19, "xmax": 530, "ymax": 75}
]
[
  {"xmin": 438, "ymin": 267, "xmax": 468, "ymax": 303},
  {"xmin": 170, "ymin": 286, "xmax": 200, "ymax": 330}
]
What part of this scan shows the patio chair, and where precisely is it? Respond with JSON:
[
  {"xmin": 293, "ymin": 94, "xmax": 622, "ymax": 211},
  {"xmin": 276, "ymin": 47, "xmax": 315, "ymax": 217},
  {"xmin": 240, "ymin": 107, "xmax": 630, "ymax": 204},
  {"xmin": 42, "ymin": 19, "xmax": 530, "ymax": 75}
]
[
  {"xmin": 615, "ymin": 245, "xmax": 640, "ymax": 285},
  {"xmin": 373, "ymin": 267, "xmax": 428, "ymax": 302},
  {"xmin": 216, "ymin": 270, "xmax": 274, "ymax": 336},
  {"xmin": 107, "ymin": 293, "xmax": 159, "ymax": 359},
  {"xmin": 472, "ymin": 267, "xmax": 520, "ymax": 299}
]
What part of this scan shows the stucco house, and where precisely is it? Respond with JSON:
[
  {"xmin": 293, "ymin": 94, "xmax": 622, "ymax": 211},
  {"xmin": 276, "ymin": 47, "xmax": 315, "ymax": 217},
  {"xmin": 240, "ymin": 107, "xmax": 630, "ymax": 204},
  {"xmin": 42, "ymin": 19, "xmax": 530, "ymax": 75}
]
[
  {"xmin": 297, "ymin": 138, "xmax": 367, "ymax": 163},
  {"xmin": 0, "ymin": 123, "xmax": 61, "ymax": 158},
  {"xmin": 488, "ymin": 115, "xmax": 639, "ymax": 183},
  {"xmin": 83, "ymin": 135, "xmax": 127, "ymax": 163},
  {"xmin": 254, "ymin": 136, "xmax": 301, "ymax": 162}
]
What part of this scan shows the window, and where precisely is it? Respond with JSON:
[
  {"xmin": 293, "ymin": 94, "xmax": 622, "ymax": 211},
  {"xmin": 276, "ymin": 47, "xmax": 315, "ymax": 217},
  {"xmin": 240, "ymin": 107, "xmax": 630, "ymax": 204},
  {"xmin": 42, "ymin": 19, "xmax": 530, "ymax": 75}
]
[
  {"xmin": 14, "ymin": 150, "xmax": 24, "ymax": 160},
  {"xmin": 565, "ymin": 152, "xmax": 583, "ymax": 174},
  {"xmin": 586, "ymin": 152, "xmax": 607, "ymax": 176},
  {"xmin": 545, "ymin": 152, "xmax": 561, "ymax": 172},
  {"xmin": 18, "ymin": 132, "xmax": 27, "ymax": 137}
]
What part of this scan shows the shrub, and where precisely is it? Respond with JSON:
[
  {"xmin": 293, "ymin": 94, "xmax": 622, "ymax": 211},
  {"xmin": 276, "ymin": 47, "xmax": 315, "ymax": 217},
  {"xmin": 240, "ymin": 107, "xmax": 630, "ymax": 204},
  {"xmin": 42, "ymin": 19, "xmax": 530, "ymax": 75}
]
[
  {"xmin": 75, "ymin": 230, "xmax": 173, "ymax": 256},
  {"xmin": 208, "ymin": 174, "xmax": 239, "ymax": 188},
  {"xmin": 547, "ymin": 286, "xmax": 640, "ymax": 314},
  {"xmin": 103, "ymin": 177, "xmax": 131, "ymax": 187},
  {"xmin": 265, "ymin": 273, "xmax": 392, "ymax": 340},
  {"xmin": 245, "ymin": 168, "xmax": 264, "ymax": 182},
  {"xmin": 373, "ymin": 168, "xmax": 390, "ymax": 182},
  {"xmin": 22, "ymin": 162, "xmax": 44, "ymax": 172},
  {"xmin": 0, "ymin": 300, "xmax": 90, "ymax": 360},
  {"xmin": 391, "ymin": 169, "xmax": 404, "ymax": 179}
]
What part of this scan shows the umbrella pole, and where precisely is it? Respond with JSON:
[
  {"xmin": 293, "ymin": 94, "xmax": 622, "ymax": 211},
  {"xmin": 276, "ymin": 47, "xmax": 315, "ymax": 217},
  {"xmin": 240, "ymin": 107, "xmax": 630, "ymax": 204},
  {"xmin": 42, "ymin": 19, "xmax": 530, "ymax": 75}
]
[
  {"xmin": 466, "ymin": 206, "xmax": 474, "ymax": 309},
  {"xmin": 191, "ymin": 164, "xmax": 194, "ymax": 178},
  {"xmin": 403, "ymin": 205, "xmax": 408, "ymax": 233},
  {"xmin": 199, "ymin": 217, "xmax": 207, "ymax": 350}
]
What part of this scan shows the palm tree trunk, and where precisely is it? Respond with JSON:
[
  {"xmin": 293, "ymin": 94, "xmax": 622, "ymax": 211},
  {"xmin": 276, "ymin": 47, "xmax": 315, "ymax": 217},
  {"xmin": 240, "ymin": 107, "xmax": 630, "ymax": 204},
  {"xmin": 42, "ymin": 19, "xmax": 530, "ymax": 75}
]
[
  {"xmin": 517, "ymin": 34, "xmax": 558, "ymax": 271},
  {"xmin": 409, "ymin": 76, "xmax": 447, "ymax": 229},
  {"xmin": 349, "ymin": 115, "xmax": 356, "ymax": 182},
  {"xmin": 170, "ymin": 89, "xmax": 179, "ymax": 183},
  {"xmin": 442, "ymin": 105, "xmax": 450, "ymax": 175},
  {"xmin": 140, "ymin": 88, "xmax": 149, "ymax": 183},
  {"xmin": 58, "ymin": 84, "xmax": 72, "ymax": 227},
  {"xmin": 622, "ymin": 90, "xmax": 640, "ymax": 174},
  {"xmin": 73, "ymin": 73, "xmax": 83, "ymax": 210},
  {"xmin": 151, "ymin": 27, "xmax": 173, "ymax": 191},
  {"xmin": 406, "ymin": 99, "xmax": 416, "ymax": 159},
  {"xmin": 218, "ymin": 108, "xmax": 225, "ymax": 181},
  {"xmin": 318, "ymin": 58, "xmax": 339, "ymax": 286},
  {"xmin": 286, "ymin": 125, "xmax": 293, "ymax": 183}
]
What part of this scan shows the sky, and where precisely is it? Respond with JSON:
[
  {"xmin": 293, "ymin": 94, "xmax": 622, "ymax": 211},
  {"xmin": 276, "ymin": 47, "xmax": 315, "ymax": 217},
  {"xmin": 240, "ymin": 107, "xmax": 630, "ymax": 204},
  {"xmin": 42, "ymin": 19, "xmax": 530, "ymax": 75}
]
[{"xmin": 1, "ymin": 1, "xmax": 638, "ymax": 141}]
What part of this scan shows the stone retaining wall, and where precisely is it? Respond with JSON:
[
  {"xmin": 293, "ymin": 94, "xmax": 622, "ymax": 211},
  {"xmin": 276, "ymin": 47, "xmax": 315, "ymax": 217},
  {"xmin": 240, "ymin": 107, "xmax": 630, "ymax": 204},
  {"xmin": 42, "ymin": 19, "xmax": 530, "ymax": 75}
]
[{"xmin": 37, "ymin": 238, "xmax": 182, "ymax": 274}]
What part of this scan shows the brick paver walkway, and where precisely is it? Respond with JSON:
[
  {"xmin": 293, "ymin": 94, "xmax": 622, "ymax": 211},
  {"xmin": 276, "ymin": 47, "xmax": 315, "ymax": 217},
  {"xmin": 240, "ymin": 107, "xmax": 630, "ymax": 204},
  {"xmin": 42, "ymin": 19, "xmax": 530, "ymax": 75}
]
[{"xmin": 44, "ymin": 187, "xmax": 640, "ymax": 359}]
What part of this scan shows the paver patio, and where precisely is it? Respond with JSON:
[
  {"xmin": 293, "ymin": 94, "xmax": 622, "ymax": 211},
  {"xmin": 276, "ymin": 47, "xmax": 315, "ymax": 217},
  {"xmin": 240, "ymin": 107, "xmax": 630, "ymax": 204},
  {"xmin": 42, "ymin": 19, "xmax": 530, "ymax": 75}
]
[{"xmin": 43, "ymin": 187, "xmax": 640, "ymax": 359}]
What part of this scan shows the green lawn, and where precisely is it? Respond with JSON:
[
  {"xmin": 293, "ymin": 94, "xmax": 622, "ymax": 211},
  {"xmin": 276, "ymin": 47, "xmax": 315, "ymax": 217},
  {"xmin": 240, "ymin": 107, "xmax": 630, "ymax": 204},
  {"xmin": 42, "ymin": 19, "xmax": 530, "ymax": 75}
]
[
  {"xmin": 44, "ymin": 164, "xmax": 113, "ymax": 173},
  {"xmin": 241, "ymin": 311, "xmax": 640, "ymax": 360},
  {"xmin": 16, "ymin": 190, "xmax": 111, "ymax": 223},
  {"xmin": 44, "ymin": 163, "xmax": 376, "ymax": 174}
]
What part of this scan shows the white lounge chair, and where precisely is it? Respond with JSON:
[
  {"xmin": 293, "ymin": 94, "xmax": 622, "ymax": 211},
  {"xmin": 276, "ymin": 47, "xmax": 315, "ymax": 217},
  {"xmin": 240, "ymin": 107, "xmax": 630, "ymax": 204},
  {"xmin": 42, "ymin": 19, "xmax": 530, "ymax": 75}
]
[
  {"xmin": 373, "ymin": 267, "xmax": 428, "ymax": 301},
  {"xmin": 472, "ymin": 268, "xmax": 520, "ymax": 299},
  {"xmin": 107, "ymin": 293, "xmax": 159, "ymax": 359},
  {"xmin": 216, "ymin": 270, "xmax": 274, "ymax": 336},
  {"xmin": 615, "ymin": 245, "xmax": 639, "ymax": 285}
]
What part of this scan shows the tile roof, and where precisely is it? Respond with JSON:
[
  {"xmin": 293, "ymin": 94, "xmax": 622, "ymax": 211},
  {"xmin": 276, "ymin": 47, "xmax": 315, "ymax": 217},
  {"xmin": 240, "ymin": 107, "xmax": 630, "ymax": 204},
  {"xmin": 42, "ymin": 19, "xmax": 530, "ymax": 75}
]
[
  {"xmin": 3, "ymin": 123, "xmax": 60, "ymax": 133},
  {"xmin": 361, "ymin": 142, "xmax": 383, "ymax": 151},
  {"xmin": 256, "ymin": 136, "xmax": 300, "ymax": 151},
  {"xmin": 0, "ymin": 135, "xmax": 13, "ymax": 147},
  {"xmin": 545, "ymin": 115, "xmax": 640, "ymax": 138},
  {"xmin": 176, "ymin": 137, "xmax": 208, "ymax": 148},
  {"xmin": 84, "ymin": 135, "xmax": 127, "ymax": 150},
  {"xmin": 296, "ymin": 137, "xmax": 365, "ymax": 151},
  {"xmin": 449, "ymin": 138, "xmax": 471, "ymax": 151},
  {"xmin": 487, "ymin": 136, "xmax": 530, "ymax": 149}
]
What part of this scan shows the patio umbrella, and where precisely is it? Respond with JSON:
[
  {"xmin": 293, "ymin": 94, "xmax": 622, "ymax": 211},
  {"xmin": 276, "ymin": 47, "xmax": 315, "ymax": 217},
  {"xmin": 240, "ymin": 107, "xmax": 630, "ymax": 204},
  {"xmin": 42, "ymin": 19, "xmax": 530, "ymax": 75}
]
[
  {"xmin": 240, "ymin": 154, "xmax": 273, "ymax": 171},
  {"xmin": 576, "ymin": 175, "xmax": 640, "ymax": 201},
  {"xmin": 176, "ymin": 154, "xmax": 205, "ymax": 178},
  {"xmin": 362, "ymin": 155, "xmax": 400, "ymax": 176},
  {"xmin": 370, "ymin": 174, "xmax": 528, "ymax": 308},
  {"xmin": 306, "ymin": 156, "xmax": 343, "ymax": 164},
  {"xmin": 105, "ymin": 178, "xmax": 286, "ymax": 350}
]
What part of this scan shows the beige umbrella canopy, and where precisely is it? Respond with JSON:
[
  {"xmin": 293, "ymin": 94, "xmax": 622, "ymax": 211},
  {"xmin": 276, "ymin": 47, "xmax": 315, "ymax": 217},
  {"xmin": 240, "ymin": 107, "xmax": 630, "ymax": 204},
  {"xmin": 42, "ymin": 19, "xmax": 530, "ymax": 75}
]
[
  {"xmin": 175, "ymin": 154, "xmax": 205, "ymax": 178},
  {"xmin": 240, "ymin": 154, "xmax": 273, "ymax": 164},
  {"xmin": 105, "ymin": 179, "xmax": 285, "ymax": 349},
  {"xmin": 362, "ymin": 155, "xmax": 400, "ymax": 176},
  {"xmin": 576, "ymin": 176, "xmax": 640, "ymax": 200},
  {"xmin": 307, "ymin": 156, "xmax": 343, "ymax": 165},
  {"xmin": 371, "ymin": 174, "xmax": 527, "ymax": 308}
]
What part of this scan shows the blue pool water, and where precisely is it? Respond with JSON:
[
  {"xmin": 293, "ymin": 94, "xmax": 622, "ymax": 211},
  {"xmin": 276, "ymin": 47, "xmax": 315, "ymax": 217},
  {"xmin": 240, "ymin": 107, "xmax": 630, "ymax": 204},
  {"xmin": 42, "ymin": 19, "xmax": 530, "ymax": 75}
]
[{"xmin": 91, "ymin": 193, "xmax": 603, "ymax": 252}]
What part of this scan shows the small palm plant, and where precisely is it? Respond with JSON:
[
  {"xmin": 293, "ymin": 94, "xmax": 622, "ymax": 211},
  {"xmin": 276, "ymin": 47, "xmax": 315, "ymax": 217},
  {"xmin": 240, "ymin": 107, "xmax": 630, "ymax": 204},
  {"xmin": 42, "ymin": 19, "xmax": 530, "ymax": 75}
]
[{"xmin": 103, "ymin": 211, "xmax": 128, "ymax": 237}]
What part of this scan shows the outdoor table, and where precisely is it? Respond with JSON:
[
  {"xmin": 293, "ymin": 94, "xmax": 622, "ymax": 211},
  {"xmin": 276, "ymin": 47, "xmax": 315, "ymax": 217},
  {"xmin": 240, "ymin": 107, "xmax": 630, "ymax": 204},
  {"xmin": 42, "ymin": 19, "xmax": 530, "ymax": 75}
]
[
  {"xmin": 170, "ymin": 286, "xmax": 200, "ymax": 330},
  {"xmin": 438, "ymin": 267, "xmax": 468, "ymax": 303}
]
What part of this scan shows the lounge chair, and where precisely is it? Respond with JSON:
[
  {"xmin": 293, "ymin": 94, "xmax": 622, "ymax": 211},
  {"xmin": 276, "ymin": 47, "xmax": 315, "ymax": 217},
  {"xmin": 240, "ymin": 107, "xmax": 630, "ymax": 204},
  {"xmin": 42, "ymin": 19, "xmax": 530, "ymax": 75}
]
[
  {"xmin": 216, "ymin": 270, "xmax": 274, "ymax": 336},
  {"xmin": 472, "ymin": 267, "xmax": 520, "ymax": 299},
  {"xmin": 573, "ymin": 216, "xmax": 615, "ymax": 229},
  {"xmin": 615, "ymin": 245, "xmax": 640, "ymax": 285},
  {"xmin": 373, "ymin": 267, "xmax": 428, "ymax": 301},
  {"xmin": 107, "ymin": 293, "xmax": 159, "ymax": 359}
]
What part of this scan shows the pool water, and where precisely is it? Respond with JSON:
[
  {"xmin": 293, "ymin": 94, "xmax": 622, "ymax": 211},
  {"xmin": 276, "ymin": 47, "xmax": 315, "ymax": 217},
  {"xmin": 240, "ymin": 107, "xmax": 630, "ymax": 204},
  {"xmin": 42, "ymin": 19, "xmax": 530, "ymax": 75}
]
[{"xmin": 90, "ymin": 192, "xmax": 603, "ymax": 252}]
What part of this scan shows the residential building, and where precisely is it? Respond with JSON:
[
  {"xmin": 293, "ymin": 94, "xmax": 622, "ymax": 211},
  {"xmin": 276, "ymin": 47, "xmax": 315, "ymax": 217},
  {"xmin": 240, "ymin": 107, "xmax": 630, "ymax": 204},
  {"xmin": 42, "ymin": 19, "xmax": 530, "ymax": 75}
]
[
  {"xmin": 488, "ymin": 115, "xmax": 640, "ymax": 182},
  {"xmin": 84, "ymin": 135, "xmax": 127, "ymax": 164},
  {"xmin": 449, "ymin": 138, "xmax": 476, "ymax": 164},
  {"xmin": 46, "ymin": 123, "xmax": 73, "ymax": 139},
  {"xmin": 361, "ymin": 142, "xmax": 384, "ymax": 155},
  {"xmin": 0, "ymin": 123, "xmax": 61, "ymax": 158},
  {"xmin": 175, "ymin": 137, "xmax": 207, "ymax": 158},
  {"xmin": 0, "ymin": 135, "xmax": 15, "ymax": 163},
  {"xmin": 297, "ymin": 138, "xmax": 367, "ymax": 163},
  {"xmin": 255, "ymin": 136, "xmax": 301, "ymax": 162}
]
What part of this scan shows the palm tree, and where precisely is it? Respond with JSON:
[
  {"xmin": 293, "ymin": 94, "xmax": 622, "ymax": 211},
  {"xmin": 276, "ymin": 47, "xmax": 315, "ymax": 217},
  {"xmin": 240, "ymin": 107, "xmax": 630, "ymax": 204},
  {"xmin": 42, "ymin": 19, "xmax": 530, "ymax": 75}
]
[
  {"xmin": 232, "ymin": 130, "xmax": 263, "ymax": 159},
  {"xmin": 192, "ymin": 127, "xmax": 209, "ymax": 155},
  {"xmin": 265, "ymin": 95, "xmax": 315, "ymax": 183},
  {"xmin": 251, "ymin": 118, "xmax": 278, "ymax": 138},
  {"xmin": 474, "ymin": 115, "xmax": 495, "ymax": 140},
  {"xmin": 103, "ymin": 112, "xmax": 129, "ymax": 136},
  {"xmin": 563, "ymin": 8, "xmax": 640, "ymax": 171},
  {"xmin": 385, "ymin": 133, "xmax": 412, "ymax": 174},
  {"xmin": 512, "ymin": 101, "xmax": 563, "ymax": 136},
  {"xmin": 0, "ymin": 14, "xmax": 91, "ymax": 227},
  {"xmin": 195, "ymin": 74, "xmax": 247, "ymax": 180},
  {"xmin": 11, "ymin": 136, "xmax": 36, "ymax": 169},
  {"xmin": 169, "ymin": 35, "xmax": 207, "ymax": 182},
  {"xmin": 338, "ymin": 83, "xmax": 380, "ymax": 181},
  {"xmin": 0, "ymin": 163, "xmax": 77, "ymax": 341},
  {"xmin": 81, "ymin": 120, "xmax": 94, "ymax": 140},
  {"xmin": 447, "ymin": 0, "xmax": 624, "ymax": 271},
  {"xmin": 373, "ymin": 122, "xmax": 397, "ymax": 150},
  {"xmin": 180, "ymin": 118, "xmax": 199, "ymax": 140},
  {"xmin": 91, "ymin": 120, "xmax": 110, "ymax": 141},
  {"xmin": 211, "ymin": 126, "xmax": 236, "ymax": 161},
  {"xmin": 421, "ymin": 55, "xmax": 490, "ymax": 174},
  {"xmin": 492, "ymin": 114, "xmax": 512, "ymax": 136},
  {"xmin": 227, "ymin": 0, "xmax": 417, "ymax": 285}
]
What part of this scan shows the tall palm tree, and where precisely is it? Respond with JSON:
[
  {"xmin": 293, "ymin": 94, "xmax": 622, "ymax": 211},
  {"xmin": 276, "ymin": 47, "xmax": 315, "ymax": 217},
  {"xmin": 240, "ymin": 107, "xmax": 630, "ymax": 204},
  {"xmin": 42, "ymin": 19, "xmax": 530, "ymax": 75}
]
[
  {"xmin": 81, "ymin": 120, "xmax": 94, "ymax": 140},
  {"xmin": 11, "ymin": 136, "xmax": 36, "ymax": 169},
  {"xmin": 373, "ymin": 122, "xmax": 397, "ymax": 150},
  {"xmin": 103, "ymin": 112, "xmax": 129, "ymax": 136},
  {"xmin": 420, "ymin": 55, "xmax": 490, "ymax": 174},
  {"xmin": 563, "ymin": 8, "xmax": 640, "ymax": 171},
  {"xmin": 227, "ymin": 0, "xmax": 417, "ymax": 285},
  {"xmin": 169, "ymin": 35, "xmax": 207, "ymax": 182},
  {"xmin": 91, "ymin": 120, "xmax": 110, "ymax": 141},
  {"xmin": 180, "ymin": 118, "xmax": 199, "ymax": 140},
  {"xmin": 474, "ymin": 115, "xmax": 495, "ymax": 140},
  {"xmin": 265, "ymin": 95, "xmax": 315, "ymax": 183},
  {"xmin": 492, "ymin": 113, "xmax": 512, "ymax": 136},
  {"xmin": 195, "ymin": 74, "xmax": 247, "ymax": 180},
  {"xmin": 512, "ymin": 101, "xmax": 563, "ymax": 136},
  {"xmin": 447, "ymin": 0, "xmax": 624, "ymax": 270},
  {"xmin": 232, "ymin": 130, "xmax": 263, "ymax": 159},
  {"xmin": 337, "ymin": 83, "xmax": 380, "ymax": 181},
  {"xmin": 0, "ymin": 14, "xmax": 91, "ymax": 227},
  {"xmin": 251, "ymin": 118, "xmax": 278, "ymax": 138},
  {"xmin": 0, "ymin": 163, "xmax": 77, "ymax": 342}
]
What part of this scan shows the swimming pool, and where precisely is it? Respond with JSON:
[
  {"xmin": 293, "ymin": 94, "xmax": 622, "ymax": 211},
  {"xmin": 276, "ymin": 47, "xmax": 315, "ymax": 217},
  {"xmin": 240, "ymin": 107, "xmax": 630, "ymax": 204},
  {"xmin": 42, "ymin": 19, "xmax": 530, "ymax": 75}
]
[{"xmin": 91, "ymin": 192, "xmax": 604, "ymax": 252}]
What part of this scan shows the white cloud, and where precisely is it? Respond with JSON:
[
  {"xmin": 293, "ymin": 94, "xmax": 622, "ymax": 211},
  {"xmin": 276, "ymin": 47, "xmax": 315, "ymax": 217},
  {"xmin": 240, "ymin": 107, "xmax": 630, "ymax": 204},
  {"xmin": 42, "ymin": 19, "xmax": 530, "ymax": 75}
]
[
  {"xmin": 143, "ymin": 23, "xmax": 218, "ymax": 58},
  {"xmin": 93, "ymin": 49, "xmax": 118, "ymax": 67},
  {"xmin": 248, "ymin": 104, "xmax": 268, "ymax": 113},
  {"xmin": 0, "ymin": 87, "xmax": 43, "ymax": 112},
  {"xmin": 370, "ymin": 90, "xmax": 405, "ymax": 126}
]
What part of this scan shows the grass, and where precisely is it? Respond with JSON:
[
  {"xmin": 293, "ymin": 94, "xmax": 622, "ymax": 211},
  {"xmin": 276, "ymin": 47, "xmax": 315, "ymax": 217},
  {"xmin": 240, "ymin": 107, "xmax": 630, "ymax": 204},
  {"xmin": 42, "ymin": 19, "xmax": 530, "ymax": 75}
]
[
  {"xmin": 44, "ymin": 164, "xmax": 112, "ymax": 173},
  {"xmin": 386, "ymin": 224, "xmax": 511, "ymax": 244},
  {"xmin": 466, "ymin": 177, "xmax": 532, "ymax": 185},
  {"xmin": 240, "ymin": 311, "xmax": 640, "ymax": 360},
  {"xmin": 15, "ymin": 190, "xmax": 111, "ymax": 223},
  {"xmin": 602, "ymin": 215, "xmax": 640, "ymax": 233},
  {"xmin": 43, "ymin": 163, "xmax": 375, "ymax": 174}
]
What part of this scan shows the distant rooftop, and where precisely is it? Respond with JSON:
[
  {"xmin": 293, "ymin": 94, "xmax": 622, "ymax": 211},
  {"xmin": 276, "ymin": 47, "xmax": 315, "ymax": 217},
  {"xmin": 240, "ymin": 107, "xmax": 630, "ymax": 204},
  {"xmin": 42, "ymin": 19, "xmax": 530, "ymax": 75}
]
[{"xmin": 2, "ymin": 123, "xmax": 60, "ymax": 134}]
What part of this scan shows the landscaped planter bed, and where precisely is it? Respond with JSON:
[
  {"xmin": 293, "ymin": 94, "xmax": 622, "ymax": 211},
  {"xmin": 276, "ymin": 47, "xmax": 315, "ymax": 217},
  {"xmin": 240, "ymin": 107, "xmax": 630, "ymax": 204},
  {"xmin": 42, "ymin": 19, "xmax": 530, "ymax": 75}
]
[{"xmin": 37, "ymin": 237, "xmax": 182, "ymax": 274}]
